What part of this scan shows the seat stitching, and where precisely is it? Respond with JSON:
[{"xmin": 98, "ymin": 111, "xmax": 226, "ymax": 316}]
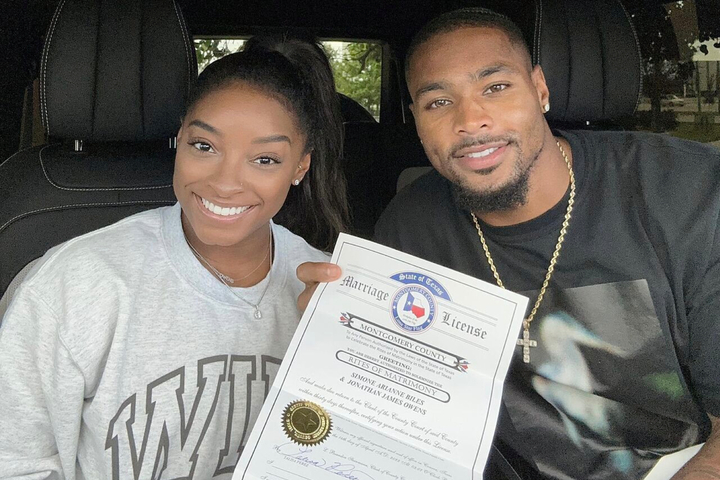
[
  {"xmin": 90, "ymin": 0, "xmax": 103, "ymax": 140},
  {"xmin": 140, "ymin": 1, "xmax": 146, "ymax": 138},
  {"xmin": 40, "ymin": 0, "xmax": 69, "ymax": 137},
  {"xmin": 616, "ymin": 0, "xmax": 643, "ymax": 112},
  {"xmin": 563, "ymin": 0, "xmax": 572, "ymax": 119},
  {"xmin": 0, "ymin": 200, "xmax": 174, "ymax": 234},
  {"xmin": 39, "ymin": 145, "xmax": 173, "ymax": 192},
  {"xmin": 594, "ymin": 3, "xmax": 606, "ymax": 118},
  {"xmin": 534, "ymin": 0, "xmax": 543, "ymax": 64},
  {"xmin": 171, "ymin": 0, "xmax": 193, "ymax": 90},
  {"xmin": 0, "ymin": 145, "xmax": 49, "ymax": 169}
]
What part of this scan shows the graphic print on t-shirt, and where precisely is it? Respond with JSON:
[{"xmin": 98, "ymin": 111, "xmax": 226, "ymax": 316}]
[
  {"xmin": 105, "ymin": 354, "xmax": 281, "ymax": 479},
  {"xmin": 501, "ymin": 280, "xmax": 704, "ymax": 480}
]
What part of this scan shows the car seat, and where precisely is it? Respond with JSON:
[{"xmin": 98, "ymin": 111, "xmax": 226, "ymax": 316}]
[{"xmin": 0, "ymin": 0, "xmax": 197, "ymax": 313}]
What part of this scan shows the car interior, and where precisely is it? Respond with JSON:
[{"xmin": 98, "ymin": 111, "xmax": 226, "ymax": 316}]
[{"xmin": 0, "ymin": 1, "xmax": 718, "ymax": 474}]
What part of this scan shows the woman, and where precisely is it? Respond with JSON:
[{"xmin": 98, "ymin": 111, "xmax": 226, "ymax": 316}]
[{"xmin": 0, "ymin": 35, "xmax": 349, "ymax": 478}]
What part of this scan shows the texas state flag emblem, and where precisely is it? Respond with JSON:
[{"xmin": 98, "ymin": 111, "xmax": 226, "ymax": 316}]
[
  {"xmin": 391, "ymin": 283, "xmax": 437, "ymax": 334},
  {"xmin": 403, "ymin": 292, "xmax": 426, "ymax": 318}
]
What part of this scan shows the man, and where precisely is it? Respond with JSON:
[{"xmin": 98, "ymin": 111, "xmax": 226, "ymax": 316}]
[{"xmin": 298, "ymin": 8, "xmax": 720, "ymax": 479}]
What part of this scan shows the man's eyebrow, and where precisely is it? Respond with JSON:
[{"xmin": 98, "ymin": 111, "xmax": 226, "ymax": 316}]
[
  {"xmin": 251, "ymin": 134, "xmax": 292, "ymax": 145},
  {"xmin": 413, "ymin": 64, "xmax": 518, "ymax": 101},
  {"xmin": 471, "ymin": 64, "xmax": 517, "ymax": 81},
  {"xmin": 188, "ymin": 119, "xmax": 220, "ymax": 135},
  {"xmin": 414, "ymin": 81, "xmax": 450, "ymax": 101}
]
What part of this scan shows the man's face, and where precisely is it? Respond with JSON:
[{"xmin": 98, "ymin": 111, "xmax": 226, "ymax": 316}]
[{"xmin": 408, "ymin": 27, "xmax": 550, "ymax": 212}]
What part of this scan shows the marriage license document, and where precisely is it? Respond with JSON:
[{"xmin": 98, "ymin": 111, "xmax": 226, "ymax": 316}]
[{"xmin": 233, "ymin": 234, "xmax": 528, "ymax": 480}]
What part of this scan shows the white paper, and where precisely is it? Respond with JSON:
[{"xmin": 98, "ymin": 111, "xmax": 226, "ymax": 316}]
[
  {"xmin": 233, "ymin": 234, "xmax": 528, "ymax": 480},
  {"xmin": 642, "ymin": 443, "xmax": 703, "ymax": 480}
]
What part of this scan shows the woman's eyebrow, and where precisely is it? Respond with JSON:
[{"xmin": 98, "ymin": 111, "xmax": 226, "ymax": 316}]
[
  {"xmin": 252, "ymin": 135, "xmax": 292, "ymax": 145},
  {"xmin": 186, "ymin": 122, "xmax": 291, "ymax": 146},
  {"xmin": 188, "ymin": 119, "xmax": 220, "ymax": 135}
]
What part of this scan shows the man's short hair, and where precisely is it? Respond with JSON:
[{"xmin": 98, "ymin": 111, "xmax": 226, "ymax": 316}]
[{"xmin": 405, "ymin": 7, "xmax": 533, "ymax": 76}]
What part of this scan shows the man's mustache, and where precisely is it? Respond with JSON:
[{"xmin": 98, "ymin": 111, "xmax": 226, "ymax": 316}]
[{"xmin": 449, "ymin": 135, "xmax": 517, "ymax": 158}]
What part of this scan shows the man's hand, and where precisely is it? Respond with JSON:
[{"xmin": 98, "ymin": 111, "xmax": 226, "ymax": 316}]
[
  {"xmin": 672, "ymin": 414, "xmax": 720, "ymax": 479},
  {"xmin": 296, "ymin": 262, "xmax": 342, "ymax": 312}
]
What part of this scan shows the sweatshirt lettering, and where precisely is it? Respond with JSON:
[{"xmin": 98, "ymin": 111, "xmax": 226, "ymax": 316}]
[{"xmin": 105, "ymin": 354, "xmax": 279, "ymax": 479}]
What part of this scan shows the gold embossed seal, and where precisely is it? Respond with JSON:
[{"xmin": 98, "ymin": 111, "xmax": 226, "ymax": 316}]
[{"xmin": 282, "ymin": 400, "xmax": 332, "ymax": 445}]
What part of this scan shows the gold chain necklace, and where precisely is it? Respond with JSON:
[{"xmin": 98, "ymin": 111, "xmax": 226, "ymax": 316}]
[
  {"xmin": 183, "ymin": 227, "xmax": 273, "ymax": 319},
  {"xmin": 471, "ymin": 139, "xmax": 575, "ymax": 363},
  {"xmin": 185, "ymin": 228, "xmax": 271, "ymax": 284}
]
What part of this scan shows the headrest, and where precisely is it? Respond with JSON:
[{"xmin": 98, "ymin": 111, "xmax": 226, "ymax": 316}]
[
  {"xmin": 532, "ymin": 0, "xmax": 642, "ymax": 123},
  {"xmin": 40, "ymin": 0, "xmax": 197, "ymax": 142},
  {"xmin": 339, "ymin": 93, "xmax": 377, "ymax": 123}
]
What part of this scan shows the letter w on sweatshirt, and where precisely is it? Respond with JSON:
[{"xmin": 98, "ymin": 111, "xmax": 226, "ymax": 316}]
[{"xmin": 105, "ymin": 354, "xmax": 280, "ymax": 479}]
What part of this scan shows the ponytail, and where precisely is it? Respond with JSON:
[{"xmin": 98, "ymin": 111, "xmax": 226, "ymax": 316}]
[{"xmin": 184, "ymin": 34, "xmax": 350, "ymax": 251}]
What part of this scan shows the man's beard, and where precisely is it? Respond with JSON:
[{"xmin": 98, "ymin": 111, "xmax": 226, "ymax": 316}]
[{"xmin": 448, "ymin": 139, "xmax": 540, "ymax": 215}]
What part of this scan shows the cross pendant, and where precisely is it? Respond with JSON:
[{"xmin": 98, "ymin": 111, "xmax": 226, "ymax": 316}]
[{"xmin": 516, "ymin": 325, "xmax": 537, "ymax": 363}]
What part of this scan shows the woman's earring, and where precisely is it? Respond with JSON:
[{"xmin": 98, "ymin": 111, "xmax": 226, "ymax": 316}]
[
  {"xmin": 543, "ymin": 104, "xmax": 550, "ymax": 113},
  {"xmin": 293, "ymin": 179, "xmax": 300, "ymax": 186}
]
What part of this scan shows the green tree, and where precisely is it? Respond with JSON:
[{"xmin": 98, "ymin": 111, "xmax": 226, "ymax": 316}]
[
  {"xmin": 634, "ymin": 0, "xmax": 720, "ymax": 131},
  {"xmin": 194, "ymin": 39, "xmax": 245, "ymax": 72},
  {"xmin": 327, "ymin": 43, "xmax": 382, "ymax": 120},
  {"xmin": 194, "ymin": 39, "xmax": 383, "ymax": 121},
  {"xmin": 635, "ymin": 2, "xmax": 695, "ymax": 132}
]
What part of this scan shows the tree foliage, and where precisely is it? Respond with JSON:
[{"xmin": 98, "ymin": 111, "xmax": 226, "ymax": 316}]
[
  {"xmin": 195, "ymin": 39, "xmax": 245, "ymax": 72},
  {"xmin": 326, "ymin": 43, "xmax": 382, "ymax": 120},
  {"xmin": 633, "ymin": 2, "xmax": 696, "ymax": 131},
  {"xmin": 194, "ymin": 39, "xmax": 382, "ymax": 121}
]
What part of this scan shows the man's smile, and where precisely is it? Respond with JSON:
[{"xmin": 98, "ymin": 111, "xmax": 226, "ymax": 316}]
[{"xmin": 452, "ymin": 142, "xmax": 508, "ymax": 170}]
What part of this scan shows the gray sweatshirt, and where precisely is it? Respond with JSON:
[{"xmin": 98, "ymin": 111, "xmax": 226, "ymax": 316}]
[{"xmin": 0, "ymin": 203, "xmax": 328, "ymax": 479}]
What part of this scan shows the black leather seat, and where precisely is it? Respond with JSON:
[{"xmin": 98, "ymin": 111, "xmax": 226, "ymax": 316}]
[
  {"xmin": 339, "ymin": 93, "xmax": 377, "ymax": 123},
  {"xmin": 535, "ymin": 0, "xmax": 641, "ymax": 127},
  {"xmin": 0, "ymin": 0, "xmax": 196, "ymax": 309},
  {"xmin": 494, "ymin": 2, "xmax": 642, "ymax": 475},
  {"xmin": 343, "ymin": 123, "xmax": 427, "ymax": 238}
]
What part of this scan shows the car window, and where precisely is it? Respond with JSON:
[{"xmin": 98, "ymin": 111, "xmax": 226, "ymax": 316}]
[
  {"xmin": 626, "ymin": 0, "xmax": 720, "ymax": 148},
  {"xmin": 194, "ymin": 38, "xmax": 382, "ymax": 121}
]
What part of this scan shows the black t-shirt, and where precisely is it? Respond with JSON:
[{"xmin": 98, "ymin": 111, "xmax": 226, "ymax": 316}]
[{"xmin": 374, "ymin": 130, "xmax": 720, "ymax": 480}]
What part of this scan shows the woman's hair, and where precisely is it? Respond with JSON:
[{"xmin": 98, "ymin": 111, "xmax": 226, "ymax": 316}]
[{"xmin": 184, "ymin": 33, "xmax": 350, "ymax": 251}]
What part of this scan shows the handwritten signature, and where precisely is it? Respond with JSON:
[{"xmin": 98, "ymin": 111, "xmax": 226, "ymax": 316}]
[{"xmin": 274, "ymin": 442, "xmax": 376, "ymax": 480}]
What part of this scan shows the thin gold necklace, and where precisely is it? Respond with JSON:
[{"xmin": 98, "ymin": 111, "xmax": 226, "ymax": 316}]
[
  {"xmin": 184, "ymin": 227, "xmax": 273, "ymax": 319},
  {"xmin": 185, "ymin": 229, "xmax": 271, "ymax": 284},
  {"xmin": 471, "ymin": 139, "xmax": 575, "ymax": 363}
]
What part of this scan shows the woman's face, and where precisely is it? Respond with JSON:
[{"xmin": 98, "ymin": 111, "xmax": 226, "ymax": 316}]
[{"xmin": 173, "ymin": 82, "xmax": 310, "ymax": 249}]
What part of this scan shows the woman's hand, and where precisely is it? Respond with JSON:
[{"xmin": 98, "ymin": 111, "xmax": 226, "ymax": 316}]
[{"xmin": 296, "ymin": 262, "xmax": 342, "ymax": 311}]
